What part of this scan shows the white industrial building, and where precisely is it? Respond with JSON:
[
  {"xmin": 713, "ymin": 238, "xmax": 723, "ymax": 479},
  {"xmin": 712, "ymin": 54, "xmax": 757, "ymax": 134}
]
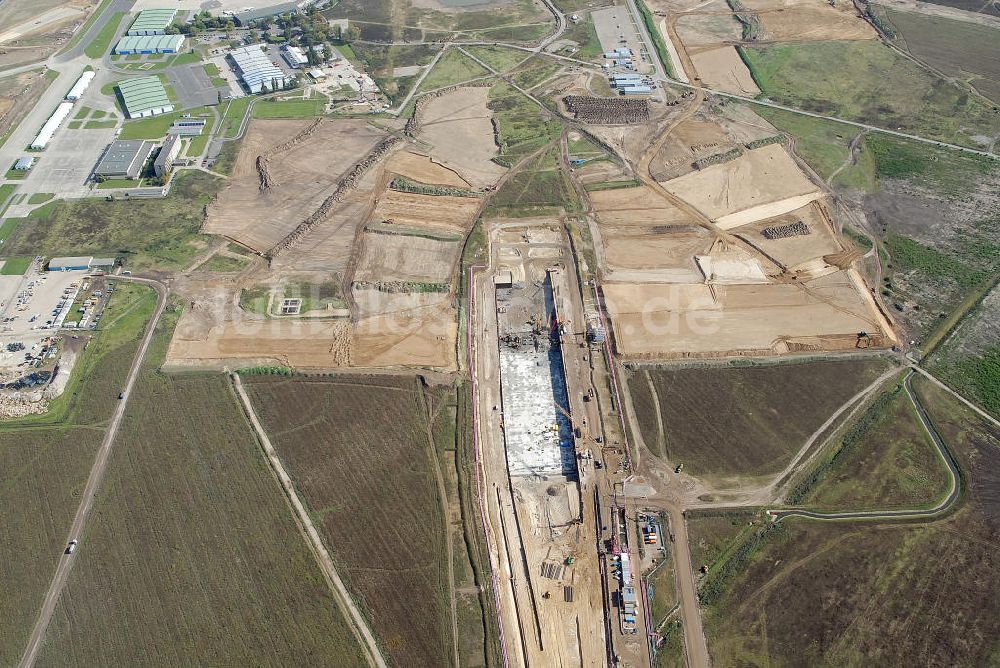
[
  {"xmin": 30, "ymin": 102, "xmax": 74, "ymax": 150},
  {"xmin": 282, "ymin": 44, "xmax": 309, "ymax": 68},
  {"xmin": 65, "ymin": 71, "xmax": 95, "ymax": 101},
  {"xmin": 228, "ymin": 44, "xmax": 291, "ymax": 93}
]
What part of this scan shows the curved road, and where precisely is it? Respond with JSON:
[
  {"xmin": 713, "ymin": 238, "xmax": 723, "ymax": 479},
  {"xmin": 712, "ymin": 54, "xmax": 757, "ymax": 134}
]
[
  {"xmin": 771, "ymin": 371, "xmax": 961, "ymax": 523},
  {"xmin": 18, "ymin": 276, "xmax": 167, "ymax": 668}
]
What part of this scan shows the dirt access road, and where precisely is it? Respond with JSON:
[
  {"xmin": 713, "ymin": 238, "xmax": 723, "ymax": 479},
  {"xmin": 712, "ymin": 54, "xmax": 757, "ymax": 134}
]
[
  {"xmin": 18, "ymin": 276, "xmax": 167, "ymax": 668},
  {"xmin": 231, "ymin": 373, "xmax": 388, "ymax": 668}
]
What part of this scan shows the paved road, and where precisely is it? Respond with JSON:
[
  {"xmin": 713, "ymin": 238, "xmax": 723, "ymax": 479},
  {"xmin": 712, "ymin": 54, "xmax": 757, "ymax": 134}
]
[
  {"xmin": 771, "ymin": 371, "xmax": 961, "ymax": 523},
  {"xmin": 231, "ymin": 373, "xmax": 389, "ymax": 668},
  {"xmin": 18, "ymin": 276, "xmax": 167, "ymax": 668}
]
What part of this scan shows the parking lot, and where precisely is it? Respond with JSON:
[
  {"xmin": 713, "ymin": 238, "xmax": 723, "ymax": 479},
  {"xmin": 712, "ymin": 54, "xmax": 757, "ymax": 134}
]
[
  {"xmin": 14, "ymin": 122, "xmax": 116, "ymax": 200},
  {"xmin": 166, "ymin": 62, "xmax": 224, "ymax": 108}
]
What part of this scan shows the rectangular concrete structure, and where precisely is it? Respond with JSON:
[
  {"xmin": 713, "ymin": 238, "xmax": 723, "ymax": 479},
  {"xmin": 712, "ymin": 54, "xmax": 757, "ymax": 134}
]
[
  {"xmin": 497, "ymin": 276, "xmax": 577, "ymax": 478},
  {"xmin": 153, "ymin": 134, "xmax": 181, "ymax": 177}
]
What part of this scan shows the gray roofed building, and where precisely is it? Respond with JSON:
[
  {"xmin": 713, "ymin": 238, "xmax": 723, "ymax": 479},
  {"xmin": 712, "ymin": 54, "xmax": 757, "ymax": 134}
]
[
  {"xmin": 153, "ymin": 134, "xmax": 181, "ymax": 178},
  {"xmin": 94, "ymin": 140, "xmax": 155, "ymax": 180},
  {"xmin": 48, "ymin": 257, "xmax": 114, "ymax": 271},
  {"xmin": 228, "ymin": 44, "xmax": 291, "ymax": 93},
  {"xmin": 231, "ymin": 1, "xmax": 303, "ymax": 25},
  {"xmin": 13, "ymin": 157, "xmax": 34, "ymax": 170}
]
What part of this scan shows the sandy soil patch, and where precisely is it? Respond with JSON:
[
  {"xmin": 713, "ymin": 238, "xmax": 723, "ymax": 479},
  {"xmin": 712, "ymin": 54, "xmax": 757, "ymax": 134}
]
[
  {"xmin": 602, "ymin": 269, "xmax": 892, "ymax": 357},
  {"xmin": 675, "ymin": 13, "xmax": 743, "ymax": 46},
  {"xmin": 168, "ymin": 317, "xmax": 354, "ymax": 368},
  {"xmin": 590, "ymin": 185, "xmax": 696, "ymax": 226},
  {"xmin": 386, "ymin": 150, "xmax": 472, "ymax": 188},
  {"xmin": 733, "ymin": 201, "xmax": 843, "ymax": 268},
  {"xmin": 204, "ymin": 118, "xmax": 386, "ymax": 252},
  {"xmin": 352, "ymin": 291, "xmax": 457, "ymax": 369},
  {"xmin": 694, "ymin": 247, "xmax": 769, "ymax": 283},
  {"xmin": 354, "ymin": 231, "xmax": 460, "ymax": 284},
  {"xmin": 372, "ymin": 189, "xmax": 481, "ymax": 232},
  {"xmin": 650, "ymin": 116, "xmax": 735, "ymax": 180},
  {"xmin": 662, "ymin": 143, "xmax": 821, "ymax": 226},
  {"xmin": 691, "ymin": 46, "xmax": 761, "ymax": 96},
  {"xmin": 746, "ymin": 0, "xmax": 877, "ymax": 41},
  {"xmin": 418, "ymin": 87, "xmax": 506, "ymax": 188},
  {"xmin": 600, "ymin": 225, "xmax": 712, "ymax": 282}
]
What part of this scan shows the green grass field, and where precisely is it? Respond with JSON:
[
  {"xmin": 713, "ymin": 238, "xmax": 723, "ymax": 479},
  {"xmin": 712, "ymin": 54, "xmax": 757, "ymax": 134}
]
[
  {"xmin": 741, "ymin": 40, "xmax": 1000, "ymax": 148},
  {"xmin": 697, "ymin": 376, "xmax": 1000, "ymax": 666},
  {"xmin": 0, "ymin": 256, "xmax": 33, "ymax": 275},
  {"xmin": 84, "ymin": 12, "xmax": 125, "ymax": 59},
  {"xmin": 463, "ymin": 45, "xmax": 528, "ymax": 73},
  {"xmin": 119, "ymin": 107, "xmax": 212, "ymax": 140},
  {"xmin": 417, "ymin": 48, "xmax": 490, "ymax": 93},
  {"xmin": 35, "ymin": 310, "xmax": 366, "ymax": 666},
  {"xmin": 0, "ymin": 284, "xmax": 155, "ymax": 666},
  {"xmin": 252, "ymin": 99, "xmax": 325, "ymax": 119},
  {"xmin": 789, "ymin": 384, "xmax": 952, "ymax": 509},
  {"xmin": 1, "ymin": 172, "xmax": 220, "ymax": 270},
  {"xmin": 487, "ymin": 82, "xmax": 562, "ymax": 166},
  {"xmin": 487, "ymin": 143, "xmax": 579, "ymax": 216},
  {"xmin": 220, "ymin": 97, "xmax": 252, "ymax": 137},
  {"xmin": 201, "ymin": 253, "xmax": 249, "ymax": 272}
]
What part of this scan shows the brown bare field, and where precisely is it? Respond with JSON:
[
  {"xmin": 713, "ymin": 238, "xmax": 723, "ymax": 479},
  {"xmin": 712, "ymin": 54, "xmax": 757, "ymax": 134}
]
[
  {"xmin": 662, "ymin": 143, "xmax": 822, "ymax": 229},
  {"xmin": 649, "ymin": 116, "xmax": 735, "ymax": 181},
  {"xmin": 352, "ymin": 291, "xmax": 457, "ymax": 368},
  {"xmin": 386, "ymin": 150, "xmax": 472, "ymax": 188},
  {"xmin": 690, "ymin": 47, "xmax": 761, "ymax": 96},
  {"xmin": 418, "ymin": 87, "xmax": 507, "ymax": 188},
  {"xmin": 0, "ymin": 70, "xmax": 58, "ymax": 139},
  {"xmin": 204, "ymin": 119, "xmax": 386, "ymax": 251},
  {"xmin": 590, "ymin": 185, "xmax": 696, "ymax": 226},
  {"xmin": 268, "ymin": 190, "xmax": 373, "ymax": 275},
  {"xmin": 628, "ymin": 358, "xmax": 889, "ymax": 476},
  {"xmin": 372, "ymin": 189, "xmax": 481, "ymax": 232},
  {"xmin": 354, "ymin": 231, "xmax": 460, "ymax": 283},
  {"xmin": 37, "ymin": 367, "xmax": 367, "ymax": 666},
  {"xmin": 602, "ymin": 268, "xmax": 893, "ymax": 357},
  {"xmin": 602, "ymin": 228, "xmax": 711, "ymax": 275},
  {"xmin": 244, "ymin": 375, "xmax": 454, "ymax": 668},
  {"xmin": 674, "ymin": 13, "xmax": 742, "ymax": 46},
  {"xmin": 699, "ymin": 376, "xmax": 1000, "ymax": 666},
  {"xmin": 745, "ymin": 0, "xmax": 877, "ymax": 41},
  {"xmin": 733, "ymin": 201, "xmax": 843, "ymax": 269}
]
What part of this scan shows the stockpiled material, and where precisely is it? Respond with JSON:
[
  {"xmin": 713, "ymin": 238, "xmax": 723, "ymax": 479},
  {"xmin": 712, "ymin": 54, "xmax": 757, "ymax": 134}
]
[{"xmin": 563, "ymin": 96, "xmax": 650, "ymax": 124}]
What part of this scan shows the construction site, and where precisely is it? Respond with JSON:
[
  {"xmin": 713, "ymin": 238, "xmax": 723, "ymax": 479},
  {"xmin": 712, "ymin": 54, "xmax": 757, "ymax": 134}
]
[{"xmin": 168, "ymin": 87, "xmax": 506, "ymax": 371}]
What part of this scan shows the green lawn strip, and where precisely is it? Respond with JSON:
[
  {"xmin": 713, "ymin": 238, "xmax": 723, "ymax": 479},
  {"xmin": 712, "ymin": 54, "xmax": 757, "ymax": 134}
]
[
  {"xmin": 251, "ymin": 99, "xmax": 325, "ymax": 118},
  {"xmin": 754, "ymin": 106, "xmax": 857, "ymax": 181},
  {"xmin": 220, "ymin": 97, "xmax": 252, "ymax": 137},
  {"xmin": 84, "ymin": 12, "xmax": 126, "ymax": 59},
  {"xmin": 0, "ymin": 183, "xmax": 17, "ymax": 214},
  {"xmin": 119, "ymin": 106, "xmax": 212, "ymax": 140},
  {"xmin": 27, "ymin": 193, "xmax": 54, "ymax": 205},
  {"xmin": 635, "ymin": 0, "xmax": 675, "ymax": 78},
  {"xmin": 61, "ymin": 0, "xmax": 113, "ymax": 53},
  {"xmin": 184, "ymin": 116, "xmax": 216, "ymax": 156},
  {"xmin": 0, "ymin": 256, "xmax": 33, "ymax": 275}
]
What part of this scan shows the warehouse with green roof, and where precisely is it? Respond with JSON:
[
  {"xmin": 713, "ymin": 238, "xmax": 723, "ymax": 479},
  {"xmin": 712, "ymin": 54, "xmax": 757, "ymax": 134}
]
[
  {"xmin": 116, "ymin": 76, "xmax": 174, "ymax": 118},
  {"xmin": 114, "ymin": 34, "xmax": 184, "ymax": 55},
  {"xmin": 126, "ymin": 8, "xmax": 177, "ymax": 35}
]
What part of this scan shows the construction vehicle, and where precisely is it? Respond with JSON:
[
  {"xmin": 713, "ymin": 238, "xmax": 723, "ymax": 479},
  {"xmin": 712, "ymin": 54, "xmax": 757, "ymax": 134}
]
[
  {"xmin": 675, "ymin": 463, "xmax": 684, "ymax": 473},
  {"xmin": 564, "ymin": 556, "xmax": 575, "ymax": 566}
]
